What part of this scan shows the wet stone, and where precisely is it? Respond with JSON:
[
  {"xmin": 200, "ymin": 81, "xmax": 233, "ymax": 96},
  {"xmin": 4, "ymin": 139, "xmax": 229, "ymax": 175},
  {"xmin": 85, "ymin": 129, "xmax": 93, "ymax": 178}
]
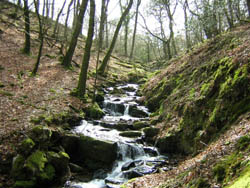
[{"xmin": 121, "ymin": 161, "xmax": 136, "ymax": 171}]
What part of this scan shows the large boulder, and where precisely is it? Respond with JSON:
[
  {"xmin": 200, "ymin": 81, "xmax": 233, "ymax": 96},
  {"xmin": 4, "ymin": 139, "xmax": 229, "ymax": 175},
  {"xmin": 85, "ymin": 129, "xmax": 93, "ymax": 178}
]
[
  {"xmin": 61, "ymin": 134, "xmax": 80, "ymax": 163},
  {"xmin": 78, "ymin": 135, "xmax": 117, "ymax": 170}
]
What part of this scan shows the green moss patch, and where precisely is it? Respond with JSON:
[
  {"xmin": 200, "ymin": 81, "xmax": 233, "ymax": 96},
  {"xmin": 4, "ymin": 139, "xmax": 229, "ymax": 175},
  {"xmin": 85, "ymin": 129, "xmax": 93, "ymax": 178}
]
[
  {"xmin": 226, "ymin": 166, "xmax": 250, "ymax": 188},
  {"xmin": 143, "ymin": 27, "xmax": 250, "ymax": 154},
  {"xmin": 26, "ymin": 150, "xmax": 47, "ymax": 173}
]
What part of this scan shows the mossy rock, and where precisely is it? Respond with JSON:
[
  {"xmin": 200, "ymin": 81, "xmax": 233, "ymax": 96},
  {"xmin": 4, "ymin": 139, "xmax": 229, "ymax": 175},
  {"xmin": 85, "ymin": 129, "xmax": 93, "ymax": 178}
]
[
  {"xmin": 30, "ymin": 125, "xmax": 52, "ymax": 144},
  {"xmin": 119, "ymin": 131, "xmax": 142, "ymax": 138},
  {"xmin": 143, "ymin": 127, "xmax": 159, "ymax": 138},
  {"xmin": 26, "ymin": 150, "xmax": 48, "ymax": 174},
  {"xmin": 115, "ymin": 123, "xmax": 131, "ymax": 131},
  {"xmin": 95, "ymin": 92, "xmax": 105, "ymax": 103},
  {"xmin": 47, "ymin": 151, "xmax": 69, "ymax": 175},
  {"xmin": 14, "ymin": 180, "xmax": 36, "ymax": 188},
  {"xmin": 84, "ymin": 103, "xmax": 105, "ymax": 119},
  {"xmin": 11, "ymin": 154, "xmax": 26, "ymax": 179},
  {"xmin": 132, "ymin": 121, "xmax": 150, "ymax": 130},
  {"xmin": 78, "ymin": 135, "xmax": 117, "ymax": 170},
  {"xmin": 61, "ymin": 134, "xmax": 80, "ymax": 163},
  {"xmin": 19, "ymin": 138, "xmax": 35, "ymax": 156},
  {"xmin": 129, "ymin": 106, "xmax": 148, "ymax": 118},
  {"xmin": 39, "ymin": 164, "xmax": 55, "ymax": 182}
]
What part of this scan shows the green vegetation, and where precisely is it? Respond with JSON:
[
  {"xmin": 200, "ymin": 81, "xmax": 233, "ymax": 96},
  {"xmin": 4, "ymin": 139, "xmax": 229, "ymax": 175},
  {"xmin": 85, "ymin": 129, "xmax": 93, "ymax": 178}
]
[{"xmin": 143, "ymin": 28, "xmax": 250, "ymax": 154}]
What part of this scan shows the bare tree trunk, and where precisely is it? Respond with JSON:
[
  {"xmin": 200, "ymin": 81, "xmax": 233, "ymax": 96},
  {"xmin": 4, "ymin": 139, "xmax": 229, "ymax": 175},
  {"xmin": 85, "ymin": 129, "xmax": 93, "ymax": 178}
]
[
  {"xmin": 14, "ymin": 0, "xmax": 21, "ymax": 18},
  {"xmin": 31, "ymin": 0, "xmax": 45, "ymax": 76},
  {"xmin": 165, "ymin": 2, "xmax": 177, "ymax": 56},
  {"xmin": 93, "ymin": 0, "xmax": 106, "ymax": 102},
  {"xmin": 183, "ymin": 0, "xmax": 191, "ymax": 49},
  {"xmin": 45, "ymin": 0, "xmax": 50, "ymax": 19},
  {"xmin": 124, "ymin": 17, "xmax": 129, "ymax": 57},
  {"xmin": 129, "ymin": 0, "xmax": 141, "ymax": 61},
  {"xmin": 52, "ymin": 0, "xmax": 66, "ymax": 38},
  {"xmin": 98, "ymin": 0, "xmax": 133, "ymax": 75},
  {"xmin": 51, "ymin": 0, "xmax": 55, "ymax": 20},
  {"xmin": 22, "ymin": 0, "xmax": 30, "ymax": 55},
  {"xmin": 247, "ymin": 0, "xmax": 250, "ymax": 18},
  {"xmin": 105, "ymin": 0, "xmax": 110, "ymax": 49},
  {"xmin": 77, "ymin": 0, "xmax": 95, "ymax": 97},
  {"xmin": 99, "ymin": 0, "xmax": 106, "ymax": 49},
  {"xmin": 62, "ymin": 0, "xmax": 89, "ymax": 68},
  {"xmin": 64, "ymin": 0, "xmax": 74, "ymax": 43}
]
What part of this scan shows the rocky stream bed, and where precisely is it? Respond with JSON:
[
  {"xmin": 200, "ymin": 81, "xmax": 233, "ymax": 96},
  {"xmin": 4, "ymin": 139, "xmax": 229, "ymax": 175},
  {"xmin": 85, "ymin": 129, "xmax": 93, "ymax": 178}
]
[
  {"xmin": 65, "ymin": 84, "xmax": 173, "ymax": 188},
  {"xmin": 10, "ymin": 84, "xmax": 175, "ymax": 188}
]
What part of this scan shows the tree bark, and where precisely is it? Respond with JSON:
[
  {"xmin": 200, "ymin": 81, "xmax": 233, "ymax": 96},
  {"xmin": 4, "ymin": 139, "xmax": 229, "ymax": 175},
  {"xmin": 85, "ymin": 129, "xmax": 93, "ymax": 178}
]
[
  {"xmin": 104, "ymin": 0, "xmax": 110, "ymax": 49},
  {"xmin": 247, "ymin": 0, "xmax": 250, "ymax": 18},
  {"xmin": 183, "ymin": 0, "xmax": 191, "ymax": 49},
  {"xmin": 98, "ymin": 0, "xmax": 133, "ymax": 75},
  {"xmin": 129, "ymin": 0, "xmax": 141, "ymax": 61},
  {"xmin": 77, "ymin": 0, "xmax": 95, "ymax": 97},
  {"xmin": 22, "ymin": 0, "xmax": 31, "ymax": 55},
  {"xmin": 31, "ymin": 0, "xmax": 45, "ymax": 76},
  {"xmin": 51, "ymin": 0, "xmax": 55, "ymax": 20},
  {"xmin": 52, "ymin": 0, "xmax": 66, "ymax": 38},
  {"xmin": 62, "ymin": 0, "xmax": 89, "ymax": 68},
  {"xmin": 14, "ymin": 0, "xmax": 21, "ymax": 19},
  {"xmin": 64, "ymin": 0, "xmax": 74, "ymax": 43},
  {"xmin": 93, "ymin": 0, "xmax": 106, "ymax": 102}
]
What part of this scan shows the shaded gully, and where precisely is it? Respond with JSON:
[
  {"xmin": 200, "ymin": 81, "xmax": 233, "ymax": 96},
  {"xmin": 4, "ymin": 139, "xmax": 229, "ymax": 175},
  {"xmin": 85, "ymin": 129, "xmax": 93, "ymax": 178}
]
[{"xmin": 65, "ymin": 84, "xmax": 173, "ymax": 188}]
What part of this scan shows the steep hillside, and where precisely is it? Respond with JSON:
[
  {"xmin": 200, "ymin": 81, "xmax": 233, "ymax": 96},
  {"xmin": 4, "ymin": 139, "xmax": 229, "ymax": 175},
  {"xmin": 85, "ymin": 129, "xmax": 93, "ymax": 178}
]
[
  {"xmin": 143, "ymin": 24, "xmax": 250, "ymax": 155},
  {"xmin": 122, "ymin": 23, "xmax": 250, "ymax": 188},
  {"xmin": 0, "ymin": 2, "xmax": 146, "ymax": 187}
]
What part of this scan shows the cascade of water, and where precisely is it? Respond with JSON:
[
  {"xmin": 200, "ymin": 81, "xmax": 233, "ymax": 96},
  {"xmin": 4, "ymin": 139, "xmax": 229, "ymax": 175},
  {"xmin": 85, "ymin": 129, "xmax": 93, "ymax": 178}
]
[
  {"xmin": 116, "ymin": 142, "xmax": 145, "ymax": 160},
  {"xmin": 124, "ymin": 104, "xmax": 129, "ymax": 116},
  {"xmin": 67, "ymin": 84, "xmax": 166, "ymax": 188}
]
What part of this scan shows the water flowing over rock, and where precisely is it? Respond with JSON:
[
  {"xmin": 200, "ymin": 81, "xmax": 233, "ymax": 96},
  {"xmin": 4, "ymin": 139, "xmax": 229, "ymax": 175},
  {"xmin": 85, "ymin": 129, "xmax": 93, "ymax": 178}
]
[{"xmin": 66, "ymin": 84, "xmax": 171, "ymax": 188}]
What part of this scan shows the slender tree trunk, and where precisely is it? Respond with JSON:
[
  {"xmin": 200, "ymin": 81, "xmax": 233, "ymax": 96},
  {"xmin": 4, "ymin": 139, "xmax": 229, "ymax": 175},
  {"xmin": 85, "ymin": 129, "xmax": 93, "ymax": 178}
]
[
  {"xmin": 22, "ymin": 0, "xmax": 30, "ymax": 55},
  {"xmin": 228, "ymin": 0, "xmax": 234, "ymax": 27},
  {"xmin": 166, "ymin": 5, "xmax": 177, "ymax": 56},
  {"xmin": 247, "ymin": 0, "xmax": 250, "ymax": 18},
  {"xmin": 64, "ymin": 0, "xmax": 74, "ymax": 42},
  {"xmin": 98, "ymin": 0, "xmax": 133, "ymax": 75},
  {"xmin": 93, "ymin": 0, "xmax": 106, "ymax": 102},
  {"xmin": 31, "ymin": 0, "xmax": 45, "ymax": 76},
  {"xmin": 183, "ymin": 1, "xmax": 191, "ymax": 49},
  {"xmin": 51, "ymin": 0, "xmax": 55, "ymax": 20},
  {"xmin": 62, "ymin": 0, "xmax": 89, "ymax": 68},
  {"xmin": 124, "ymin": 17, "xmax": 129, "ymax": 57},
  {"xmin": 52, "ymin": 0, "xmax": 66, "ymax": 38},
  {"xmin": 45, "ymin": 0, "xmax": 50, "ymax": 19},
  {"xmin": 77, "ymin": 0, "xmax": 95, "ymax": 97},
  {"xmin": 129, "ymin": 0, "xmax": 141, "ymax": 61},
  {"xmin": 14, "ymin": 0, "xmax": 21, "ymax": 18},
  {"xmin": 105, "ymin": 0, "xmax": 110, "ymax": 49},
  {"xmin": 99, "ymin": 0, "xmax": 106, "ymax": 49}
]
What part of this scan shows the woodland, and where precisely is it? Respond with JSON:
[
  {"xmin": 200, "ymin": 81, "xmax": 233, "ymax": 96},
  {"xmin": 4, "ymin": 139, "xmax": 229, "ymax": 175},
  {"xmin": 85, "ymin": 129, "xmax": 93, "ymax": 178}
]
[{"xmin": 0, "ymin": 0, "xmax": 250, "ymax": 188}]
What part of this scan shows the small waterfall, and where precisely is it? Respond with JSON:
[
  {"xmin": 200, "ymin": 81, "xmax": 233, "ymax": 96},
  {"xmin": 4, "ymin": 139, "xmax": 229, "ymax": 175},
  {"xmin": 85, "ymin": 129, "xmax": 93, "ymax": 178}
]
[
  {"xmin": 116, "ymin": 142, "xmax": 146, "ymax": 160},
  {"xmin": 124, "ymin": 104, "xmax": 129, "ymax": 116},
  {"xmin": 67, "ymin": 84, "xmax": 168, "ymax": 188}
]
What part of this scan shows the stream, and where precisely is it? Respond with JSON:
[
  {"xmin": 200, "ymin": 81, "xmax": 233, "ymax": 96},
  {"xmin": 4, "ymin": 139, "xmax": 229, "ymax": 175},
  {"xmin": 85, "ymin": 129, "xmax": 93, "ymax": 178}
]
[{"xmin": 65, "ymin": 84, "xmax": 169, "ymax": 188}]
